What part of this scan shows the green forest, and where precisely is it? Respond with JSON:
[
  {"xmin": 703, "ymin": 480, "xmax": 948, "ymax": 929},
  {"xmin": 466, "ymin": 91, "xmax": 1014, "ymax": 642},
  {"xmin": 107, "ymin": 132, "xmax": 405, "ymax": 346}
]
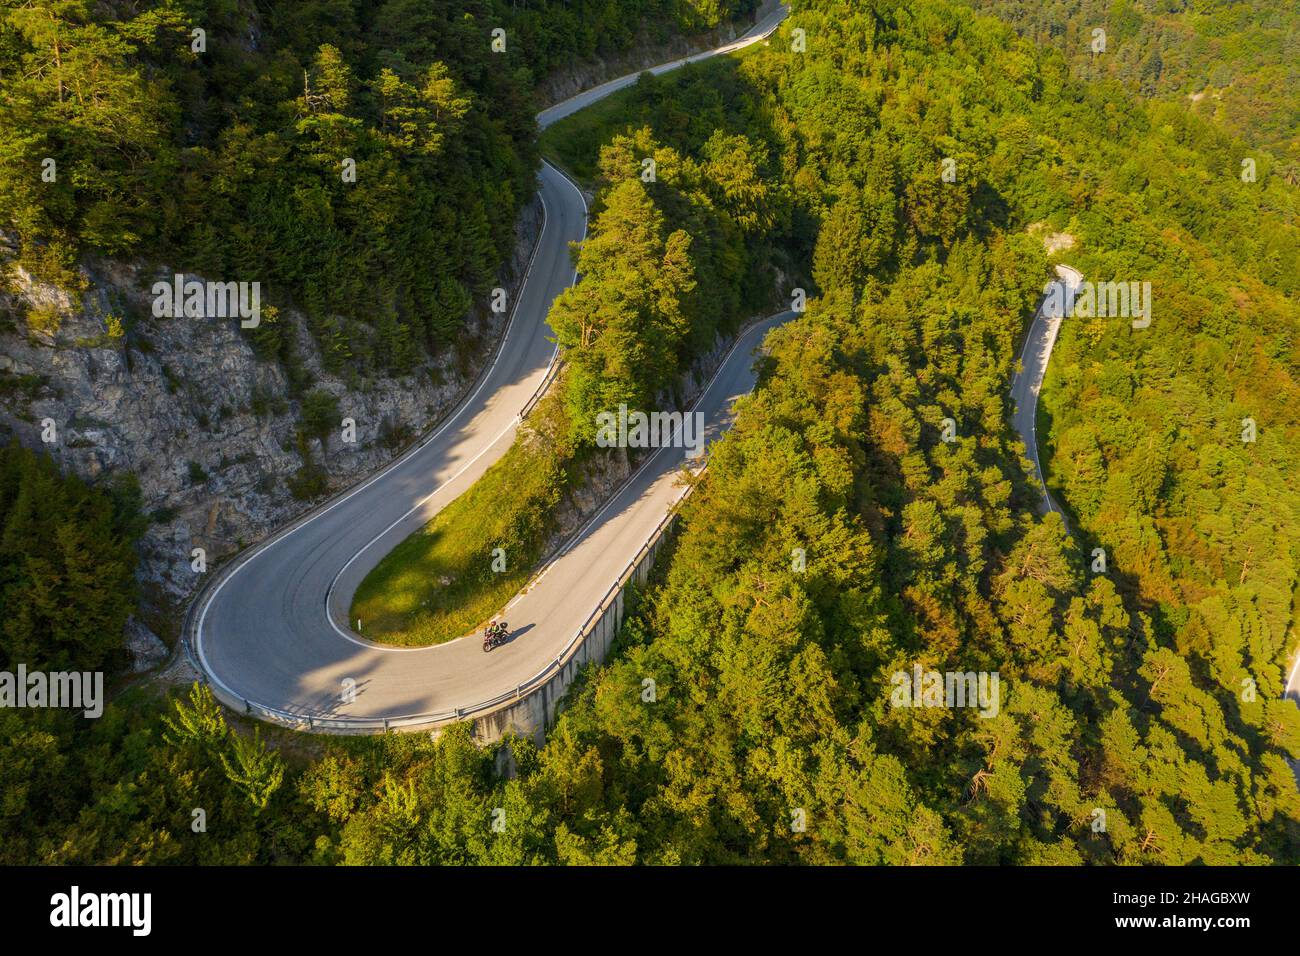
[
  {"xmin": 0, "ymin": 0, "xmax": 1298, "ymax": 865},
  {"xmin": 0, "ymin": 442, "xmax": 142, "ymax": 675},
  {"xmin": 0, "ymin": 0, "xmax": 756, "ymax": 378},
  {"xmin": 962, "ymin": 0, "xmax": 1300, "ymax": 160}
]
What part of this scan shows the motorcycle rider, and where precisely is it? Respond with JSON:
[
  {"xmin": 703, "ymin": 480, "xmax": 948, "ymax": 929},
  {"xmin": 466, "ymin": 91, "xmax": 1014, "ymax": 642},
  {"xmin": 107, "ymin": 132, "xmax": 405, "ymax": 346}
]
[{"xmin": 483, "ymin": 621, "xmax": 509, "ymax": 650}]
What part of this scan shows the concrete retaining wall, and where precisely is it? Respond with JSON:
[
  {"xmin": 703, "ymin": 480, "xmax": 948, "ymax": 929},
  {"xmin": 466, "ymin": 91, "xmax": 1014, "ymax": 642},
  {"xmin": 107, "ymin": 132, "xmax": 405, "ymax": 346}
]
[{"xmin": 470, "ymin": 517, "xmax": 673, "ymax": 744}]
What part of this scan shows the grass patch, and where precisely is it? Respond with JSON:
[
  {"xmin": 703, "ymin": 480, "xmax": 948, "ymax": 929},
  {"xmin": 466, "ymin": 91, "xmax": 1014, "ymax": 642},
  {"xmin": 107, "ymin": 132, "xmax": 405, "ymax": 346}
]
[{"xmin": 350, "ymin": 392, "xmax": 573, "ymax": 647}]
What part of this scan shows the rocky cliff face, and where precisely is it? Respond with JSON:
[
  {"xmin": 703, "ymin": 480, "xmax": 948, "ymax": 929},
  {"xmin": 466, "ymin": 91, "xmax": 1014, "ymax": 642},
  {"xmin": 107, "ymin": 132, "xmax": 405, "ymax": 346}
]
[{"xmin": 0, "ymin": 198, "xmax": 543, "ymax": 663}]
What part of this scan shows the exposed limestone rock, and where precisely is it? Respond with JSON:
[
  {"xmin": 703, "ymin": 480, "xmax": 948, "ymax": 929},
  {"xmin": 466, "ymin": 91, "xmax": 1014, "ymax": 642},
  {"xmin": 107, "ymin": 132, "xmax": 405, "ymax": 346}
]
[{"xmin": 124, "ymin": 616, "xmax": 168, "ymax": 673}]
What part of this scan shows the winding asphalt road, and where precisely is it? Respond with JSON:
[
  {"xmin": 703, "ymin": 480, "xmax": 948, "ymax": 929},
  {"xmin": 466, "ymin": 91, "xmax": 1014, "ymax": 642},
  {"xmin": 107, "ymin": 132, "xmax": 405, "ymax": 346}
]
[
  {"xmin": 193, "ymin": 7, "xmax": 789, "ymax": 727},
  {"xmin": 1289, "ymin": 653, "xmax": 1300, "ymax": 787},
  {"xmin": 1010, "ymin": 263, "xmax": 1082, "ymax": 522}
]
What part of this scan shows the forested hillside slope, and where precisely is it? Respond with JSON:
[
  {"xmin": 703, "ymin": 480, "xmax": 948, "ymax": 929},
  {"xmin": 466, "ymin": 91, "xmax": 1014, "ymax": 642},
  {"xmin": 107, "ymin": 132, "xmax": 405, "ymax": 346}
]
[
  {"xmin": 962, "ymin": 0, "xmax": 1300, "ymax": 161},
  {"xmin": 0, "ymin": 0, "xmax": 763, "ymax": 651},
  {"xmin": 0, "ymin": 0, "xmax": 1296, "ymax": 866},
  {"xmin": 1, "ymin": 0, "xmax": 758, "ymax": 371},
  {"xmin": 403, "ymin": 0, "xmax": 1297, "ymax": 863}
]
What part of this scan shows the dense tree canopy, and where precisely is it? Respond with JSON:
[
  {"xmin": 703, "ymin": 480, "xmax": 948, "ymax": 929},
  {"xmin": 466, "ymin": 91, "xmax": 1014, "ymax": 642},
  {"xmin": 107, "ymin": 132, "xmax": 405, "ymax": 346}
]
[
  {"xmin": 0, "ymin": 0, "xmax": 758, "ymax": 377},
  {"xmin": 474, "ymin": 0, "xmax": 1300, "ymax": 863},
  {"xmin": 963, "ymin": 0, "xmax": 1300, "ymax": 161},
  {"xmin": 1, "ymin": 0, "xmax": 1297, "ymax": 865},
  {"xmin": 0, "ymin": 442, "xmax": 142, "ymax": 673}
]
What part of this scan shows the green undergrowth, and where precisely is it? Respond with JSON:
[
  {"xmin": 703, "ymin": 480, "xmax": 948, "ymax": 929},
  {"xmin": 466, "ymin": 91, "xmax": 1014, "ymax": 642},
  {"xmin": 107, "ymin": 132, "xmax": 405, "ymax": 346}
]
[{"xmin": 349, "ymin": 389, "xmax": 573, "ymax": 646}]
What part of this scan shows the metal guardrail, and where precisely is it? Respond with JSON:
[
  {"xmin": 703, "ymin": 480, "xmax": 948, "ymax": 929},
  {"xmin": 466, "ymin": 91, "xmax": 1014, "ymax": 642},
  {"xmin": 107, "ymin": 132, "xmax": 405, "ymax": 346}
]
[
  {"xmin": 518, "ymin": 354, "xmax": 562, "ymax": 422},
  {"xmin": 515, "ymin": 160, "xmax": 588, "ymax": 423}
]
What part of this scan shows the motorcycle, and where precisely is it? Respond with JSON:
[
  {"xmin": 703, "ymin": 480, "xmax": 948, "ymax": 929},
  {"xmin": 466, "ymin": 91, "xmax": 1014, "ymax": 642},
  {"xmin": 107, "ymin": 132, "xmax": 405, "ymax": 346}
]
[{"xmin": 482, "ymin": 621, "xmax": 509, "ymax": 652}]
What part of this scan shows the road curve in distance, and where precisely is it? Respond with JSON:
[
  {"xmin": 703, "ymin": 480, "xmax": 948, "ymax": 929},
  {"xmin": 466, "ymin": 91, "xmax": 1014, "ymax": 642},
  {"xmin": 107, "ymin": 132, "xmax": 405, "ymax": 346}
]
[
  {"xmin": 1011, "ymin": 266, "xmax": 1300, "ymax": 792},
  {"xmin": 1287, "ymin": 649, "xmax": 1300, "ymax": 786},
  {"xmin": 1010, "ymin": 263, "xmax": 1082, "ymax": 521}
]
